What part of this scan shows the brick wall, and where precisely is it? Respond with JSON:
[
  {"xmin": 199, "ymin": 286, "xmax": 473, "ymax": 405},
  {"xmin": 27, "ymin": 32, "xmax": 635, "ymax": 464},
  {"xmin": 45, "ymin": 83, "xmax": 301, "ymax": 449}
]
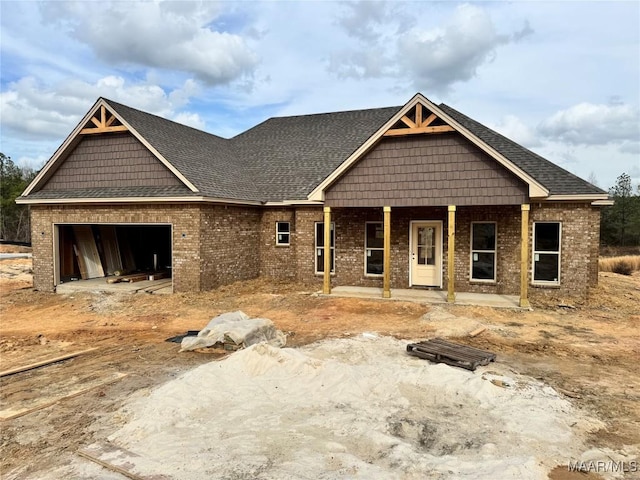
[
  {"xmin": 200, "ymin": 205, "xmax": 261, "ymax": 290},
  {"xmin": 528, "ymin": 202, "xmax": 601, "ymax": 303},
  {"xmin": 30, "ymin": 204, "xmax": 201, "ymax": 292},
  {"xmin": 292, "ymin": 207, "xmax": 324, "ymax": 284},
  {"xmin": 30, "ymin": 201, "xmax": 601, "ymax": 302},
  {"xmin": 259, "ymin": 208, "xmax": 297, "ymax": 280}
]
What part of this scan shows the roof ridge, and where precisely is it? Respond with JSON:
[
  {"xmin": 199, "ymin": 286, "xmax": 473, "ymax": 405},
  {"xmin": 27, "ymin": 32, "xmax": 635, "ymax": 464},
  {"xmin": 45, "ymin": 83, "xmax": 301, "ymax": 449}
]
[{"xmin": 102, "ymin": 97, "xmax": 230, "ymax": 142}]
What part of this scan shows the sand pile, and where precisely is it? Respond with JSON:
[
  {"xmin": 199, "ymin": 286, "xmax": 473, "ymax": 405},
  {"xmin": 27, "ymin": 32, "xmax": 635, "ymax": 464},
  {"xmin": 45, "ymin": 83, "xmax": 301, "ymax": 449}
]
[{"xmin": 105, "ymin": 335, "xmax": 602, "ymax": 479}]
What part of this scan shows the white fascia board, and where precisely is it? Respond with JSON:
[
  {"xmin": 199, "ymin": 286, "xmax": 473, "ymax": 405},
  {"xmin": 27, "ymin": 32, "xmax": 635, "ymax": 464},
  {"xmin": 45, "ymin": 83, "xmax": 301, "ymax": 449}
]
[
  {"xmin": 16, "ymin": 196, "xmax": 263, "ymax": 206},
  {"xmin": 545, "ymin": 194, "xmax": 610, "ymax": 201},
  {"xmin": 308, "ymin": 92, "xmax": 550, "ymax": 201},
  {"xmin": 591, "ymin": 199, "xmax": 614, "ymax": 206},
  {"xmin": 263, "ymin": 200, "xmax": 324, "ymax": 206}
]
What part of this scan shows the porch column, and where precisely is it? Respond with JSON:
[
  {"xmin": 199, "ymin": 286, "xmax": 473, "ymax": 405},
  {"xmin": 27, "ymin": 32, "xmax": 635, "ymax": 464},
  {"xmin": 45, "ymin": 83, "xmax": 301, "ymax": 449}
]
[
  {"xmin": 520, "ymin": 204, "xmax": 531, "ymax": 308},
  {"xmin": 323, "ymin": 206, "xmax": 331, "ymax": 295},
  {"xmin": 447, "ymin": 205, "xmax": 456, "ymax": 303},
  {"xmin": 383, "ymin": 206, "xmax": 391, "ymax": 298}
]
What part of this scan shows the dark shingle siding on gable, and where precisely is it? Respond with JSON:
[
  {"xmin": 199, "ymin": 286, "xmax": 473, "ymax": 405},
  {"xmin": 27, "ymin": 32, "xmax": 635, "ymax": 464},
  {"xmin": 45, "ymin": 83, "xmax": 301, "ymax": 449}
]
[
  {"xmin": 439, "ymin": 104, "xmax": 606, "ymax": 196},
  {"xmin": 325, "ymin": 134, "xmax": 528, "ymax": 207},
  {"xmin": 41, "ymin": 133, "xmax": 183, "ymax": 191}
]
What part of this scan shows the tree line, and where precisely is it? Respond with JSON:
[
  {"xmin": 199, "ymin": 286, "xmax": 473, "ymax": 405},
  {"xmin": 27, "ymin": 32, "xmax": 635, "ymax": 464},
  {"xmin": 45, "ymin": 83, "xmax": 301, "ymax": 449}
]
[
  {"xmin": 601, "ymin": 173, "xmax": 640, "ymax": 248},
  {"xmin": 0, "ymin": 150, "xmax": 638, "ymax": 247},
  {"xmin": 1, "ymin": 153, "xmax": 36, "ymax": 243}
]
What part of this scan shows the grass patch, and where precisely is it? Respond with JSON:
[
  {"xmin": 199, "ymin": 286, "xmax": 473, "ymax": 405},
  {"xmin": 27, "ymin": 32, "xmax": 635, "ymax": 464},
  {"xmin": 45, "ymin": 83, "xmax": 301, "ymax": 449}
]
[{"xmin": 599, "ymin": 255, "xmax": 640, "ymax": 275}]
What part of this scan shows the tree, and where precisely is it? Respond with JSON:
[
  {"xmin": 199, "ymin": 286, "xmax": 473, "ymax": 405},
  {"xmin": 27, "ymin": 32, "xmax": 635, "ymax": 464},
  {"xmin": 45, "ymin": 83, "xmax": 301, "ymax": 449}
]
[
  {"xmin": 601, "ymin": 172, "xmax": 640, "ymax": 247},
  {"xmin": 0, "ymin": 153, "xmax": 36, "ymax": 243}
]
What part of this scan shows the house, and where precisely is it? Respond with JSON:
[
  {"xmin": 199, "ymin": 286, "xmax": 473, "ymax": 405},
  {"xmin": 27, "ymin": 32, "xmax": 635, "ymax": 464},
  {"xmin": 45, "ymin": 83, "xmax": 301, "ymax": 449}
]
[{"xmin": 17, "ymin": 93, "xmax": 611, "ymax": 305}]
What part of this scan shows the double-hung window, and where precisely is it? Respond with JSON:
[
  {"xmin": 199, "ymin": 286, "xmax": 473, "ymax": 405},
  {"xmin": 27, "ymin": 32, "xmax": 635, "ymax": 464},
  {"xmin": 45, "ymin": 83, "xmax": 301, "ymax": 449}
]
[
  {"xmin": 470, "ymin": 222, "xmax": 496, "ymax": 281},
  {"xmin": 315, "ymin": 222, "xmax": 335, "ymax": 273},
  {"xmin": 533, "ymin": 222, "xmax": 561, "ymax": 284},
  {"xmin": 365, "ymin": 222, "xmax": 384, "ymax": 275},
  {"xmin": 275, "ymin": 222, "xmax": 290, "ymax": 246}
]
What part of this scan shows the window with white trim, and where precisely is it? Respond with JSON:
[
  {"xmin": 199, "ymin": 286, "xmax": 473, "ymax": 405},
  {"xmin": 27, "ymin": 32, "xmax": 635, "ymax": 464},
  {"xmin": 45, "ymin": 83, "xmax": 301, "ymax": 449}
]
[
  {"xmin": 533, "ymin": 222, "xmax": 561, "ymax": 284},
  {"xmin": 365, "ymin": 222, "xmax": 384, "ymax": 275},
  {"xmin": 315, "ymin": 222, "xmax": 335, "ymax": 273},
  {"xmin": 276, "ymin": 222, "xmax": 290, "ymax": 246},
  {"xmin": 470, "ymin": 222, "xmax": 496, "ymax": 281}
]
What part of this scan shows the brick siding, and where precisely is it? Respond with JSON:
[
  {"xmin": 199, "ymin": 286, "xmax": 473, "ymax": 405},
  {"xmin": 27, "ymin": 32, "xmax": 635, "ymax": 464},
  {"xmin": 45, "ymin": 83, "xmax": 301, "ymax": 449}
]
[{"xmin": 30, "ymin": 202, "xmax": 600, "ymax": 303}]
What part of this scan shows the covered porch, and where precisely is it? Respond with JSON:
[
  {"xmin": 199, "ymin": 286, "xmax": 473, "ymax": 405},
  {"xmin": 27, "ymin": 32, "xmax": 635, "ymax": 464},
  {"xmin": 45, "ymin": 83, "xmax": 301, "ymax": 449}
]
[{"xmin": 319, "ymin": 204, "xmax": 532, "ymax": 308}]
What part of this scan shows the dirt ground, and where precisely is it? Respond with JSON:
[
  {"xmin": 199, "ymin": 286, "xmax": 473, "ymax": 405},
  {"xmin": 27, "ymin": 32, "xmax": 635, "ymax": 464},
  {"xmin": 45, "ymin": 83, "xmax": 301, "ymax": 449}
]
[{"xmin": 0, "ymin": 249, "xmax": 639, "ymax": 479}]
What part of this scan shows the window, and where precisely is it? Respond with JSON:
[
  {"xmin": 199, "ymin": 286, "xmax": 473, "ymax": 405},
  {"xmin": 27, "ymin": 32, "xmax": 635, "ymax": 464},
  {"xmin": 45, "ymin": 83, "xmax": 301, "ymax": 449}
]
[
  {"xmin": 276, "ymin": 222, "xmax": 290, "ymax": 246},
  {"xmin": 365, "ymin": 222, "xmax": 384, "ymax": 275},
  {"xmin": 470, "ymin": 222, "xmax": 496, "ymax": 281},
  {"xmin": 533, "ymin": 222, "xmax": 561, "ymax": 284},
  {"xmin": 315, "ymin": 222, "xmax": 335, "ymax": 273}
]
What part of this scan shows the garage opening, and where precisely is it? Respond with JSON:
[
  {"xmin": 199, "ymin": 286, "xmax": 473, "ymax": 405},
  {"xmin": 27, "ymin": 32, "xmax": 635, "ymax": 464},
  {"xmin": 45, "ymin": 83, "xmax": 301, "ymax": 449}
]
[{"xmin": 55, "ymin": 224, "xmax": 172, "ymax": 293}]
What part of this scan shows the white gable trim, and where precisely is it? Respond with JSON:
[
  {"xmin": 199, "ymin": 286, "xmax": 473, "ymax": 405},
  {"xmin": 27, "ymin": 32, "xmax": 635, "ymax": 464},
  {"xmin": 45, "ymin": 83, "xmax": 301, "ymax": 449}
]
[
  {"xmin": 21, "ymin": 99, "xmax": 199, "ymax": 197},
  {"xmin": 308, "ymin": 93, "xmax": 549, "ymax": 201}
]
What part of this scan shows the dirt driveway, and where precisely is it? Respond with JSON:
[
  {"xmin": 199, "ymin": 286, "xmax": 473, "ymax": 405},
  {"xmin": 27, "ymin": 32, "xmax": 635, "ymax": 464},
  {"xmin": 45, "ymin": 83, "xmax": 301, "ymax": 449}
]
[{"xmin": 1, "ymin": 253, "xmax": 639, "ymax": 479}]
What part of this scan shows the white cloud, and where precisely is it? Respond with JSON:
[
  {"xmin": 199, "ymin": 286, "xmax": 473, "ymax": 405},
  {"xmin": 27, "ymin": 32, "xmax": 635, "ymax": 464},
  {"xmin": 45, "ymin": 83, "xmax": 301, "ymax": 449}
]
[
  {"xmin": 40, "ymin": 1, "xmax": 259, "ymax": 86},
  {"xmin": 538, "ymin": 102, "xmax": 640, "ymax": 148},
  {"xmin": 329, "ymin": 3, "xmax": 532, "ymax": 92},
  {"xmin": 489, "ymin": 115, "xmax": 542, "ymax": 148},
  {"xmin": 172, "ymin": 112, "xmax": 206, "ymax": 131},
  {"xmin": 0, "ymin": 75, "xmax": 203, "ymax": 145}
]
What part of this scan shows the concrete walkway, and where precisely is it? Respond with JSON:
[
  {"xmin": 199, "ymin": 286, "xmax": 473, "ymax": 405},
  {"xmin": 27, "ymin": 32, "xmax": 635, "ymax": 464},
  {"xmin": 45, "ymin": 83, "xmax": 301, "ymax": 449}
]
[{"xmin": 323, "ymin": 286, "xmax": 523, "ymax": 309}]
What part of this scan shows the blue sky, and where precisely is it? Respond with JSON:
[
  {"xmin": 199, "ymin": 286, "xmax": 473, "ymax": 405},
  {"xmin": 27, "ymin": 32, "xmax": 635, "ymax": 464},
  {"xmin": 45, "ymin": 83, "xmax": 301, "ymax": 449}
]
[{"xmin": 1, "ymin": 0, "xmax": 638, "ymax": 191}]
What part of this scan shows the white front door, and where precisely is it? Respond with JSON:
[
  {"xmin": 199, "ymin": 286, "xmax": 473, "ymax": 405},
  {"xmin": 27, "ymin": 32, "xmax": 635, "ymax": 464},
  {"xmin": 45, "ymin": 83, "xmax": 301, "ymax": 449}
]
[{"xmin": 410, "ymin": 222, "xmax": 442, "ymax": 287}]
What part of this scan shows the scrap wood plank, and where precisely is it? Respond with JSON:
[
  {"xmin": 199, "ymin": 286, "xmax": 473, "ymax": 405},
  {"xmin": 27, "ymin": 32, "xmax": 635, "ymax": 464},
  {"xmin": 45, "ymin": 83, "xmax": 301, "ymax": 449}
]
[
  {"xmin": 118, "ymin": 273, "xmax": 149, "ymax": 283},
  {"xmin": 142, "ymin": 280, "xmax": 172, "ymax": 293},
  {"xmin": 73, "ymin": 226, "xmax": 104, "ymax": 279},
  {"xmin": 406, "ymin": 338, "xmax": 496, "ymax": 371},
  {"xmin": 78, "ymin": 441, "xmax": 171, "ymax": 480},
  {"xmin": 0, "ymin": 372, "xmax": 127, "ymax": 421},
  {"xmin": 0, "ymin": 347, "xmax": 98, "ymax": 378}
]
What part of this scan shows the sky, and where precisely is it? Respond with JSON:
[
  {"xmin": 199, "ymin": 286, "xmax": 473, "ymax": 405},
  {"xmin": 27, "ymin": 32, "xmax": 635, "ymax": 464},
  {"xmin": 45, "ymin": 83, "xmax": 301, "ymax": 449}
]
[{"xmin": 1, "ymin": 0, "xmax": 639, "ymax": 192}]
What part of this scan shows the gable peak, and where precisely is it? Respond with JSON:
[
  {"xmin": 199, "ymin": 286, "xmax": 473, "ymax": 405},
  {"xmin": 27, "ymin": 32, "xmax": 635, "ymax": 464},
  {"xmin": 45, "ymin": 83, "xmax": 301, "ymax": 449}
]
[
  {"xmin": 383, "ymin": 101, "xmax": 455, "ymax": 137},
  {"xmin": 80, "ymin": 103, "xmax": 128, "ymax": 136}
]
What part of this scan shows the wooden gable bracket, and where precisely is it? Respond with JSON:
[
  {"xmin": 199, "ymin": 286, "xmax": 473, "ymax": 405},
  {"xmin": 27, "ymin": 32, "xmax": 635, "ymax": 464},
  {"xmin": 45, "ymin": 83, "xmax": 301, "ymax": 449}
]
[
  {"xmin": 383, "ymin": 102, "xmax": 455, "ymax": 137},
  {"xmin": 80, "ymin": 105, "xmax": 128, "ymax": 135}
]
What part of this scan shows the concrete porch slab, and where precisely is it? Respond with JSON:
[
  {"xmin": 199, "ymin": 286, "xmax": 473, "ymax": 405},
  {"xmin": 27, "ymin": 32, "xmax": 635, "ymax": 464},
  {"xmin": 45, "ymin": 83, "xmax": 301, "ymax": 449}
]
[{"xmin": 322, "ymin": 286, "xmax": 523, "ymax": 309}]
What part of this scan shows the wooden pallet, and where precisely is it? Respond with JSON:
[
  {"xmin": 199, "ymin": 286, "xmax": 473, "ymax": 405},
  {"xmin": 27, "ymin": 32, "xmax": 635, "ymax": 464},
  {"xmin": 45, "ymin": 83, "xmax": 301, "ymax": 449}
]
[{"xmin": 406, "ymin": 338, "xmax": 496, "ymax": 371}]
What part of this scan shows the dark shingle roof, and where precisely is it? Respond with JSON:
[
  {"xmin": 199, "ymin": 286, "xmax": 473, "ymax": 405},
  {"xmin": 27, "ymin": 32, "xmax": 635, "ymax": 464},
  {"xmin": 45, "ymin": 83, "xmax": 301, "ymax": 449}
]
[
  {"xmin": 439, "ymin": 103, "xmax": 606, "ymax": 196},
  {"xmin": 28, "ymin": 185, "xmax": 197, "ymax": 199},
  {"xmin": 105, "ymin": 100, "xmax": 262, "ymax": 201},
  {"xmin": 232, "ymin": 107, "xmax": 399, "ymax": 201},
  {"xmin": 25, "ymin": 95, "xmax": 606, "ymax": 202}
]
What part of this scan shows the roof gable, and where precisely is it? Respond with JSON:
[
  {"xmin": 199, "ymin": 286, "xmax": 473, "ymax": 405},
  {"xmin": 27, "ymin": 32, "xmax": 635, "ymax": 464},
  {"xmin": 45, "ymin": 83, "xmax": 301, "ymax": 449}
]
[
  {"xmin": 309, "ymin": 93, "xmax": 552, "ymax": 201},
  {"xmin": 20, "ymin": 93, "xmax": 608, "ymax": 205},
  {"xmin": 23, "ymin": 99, "xmax": 198, "ymax": 197}
]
